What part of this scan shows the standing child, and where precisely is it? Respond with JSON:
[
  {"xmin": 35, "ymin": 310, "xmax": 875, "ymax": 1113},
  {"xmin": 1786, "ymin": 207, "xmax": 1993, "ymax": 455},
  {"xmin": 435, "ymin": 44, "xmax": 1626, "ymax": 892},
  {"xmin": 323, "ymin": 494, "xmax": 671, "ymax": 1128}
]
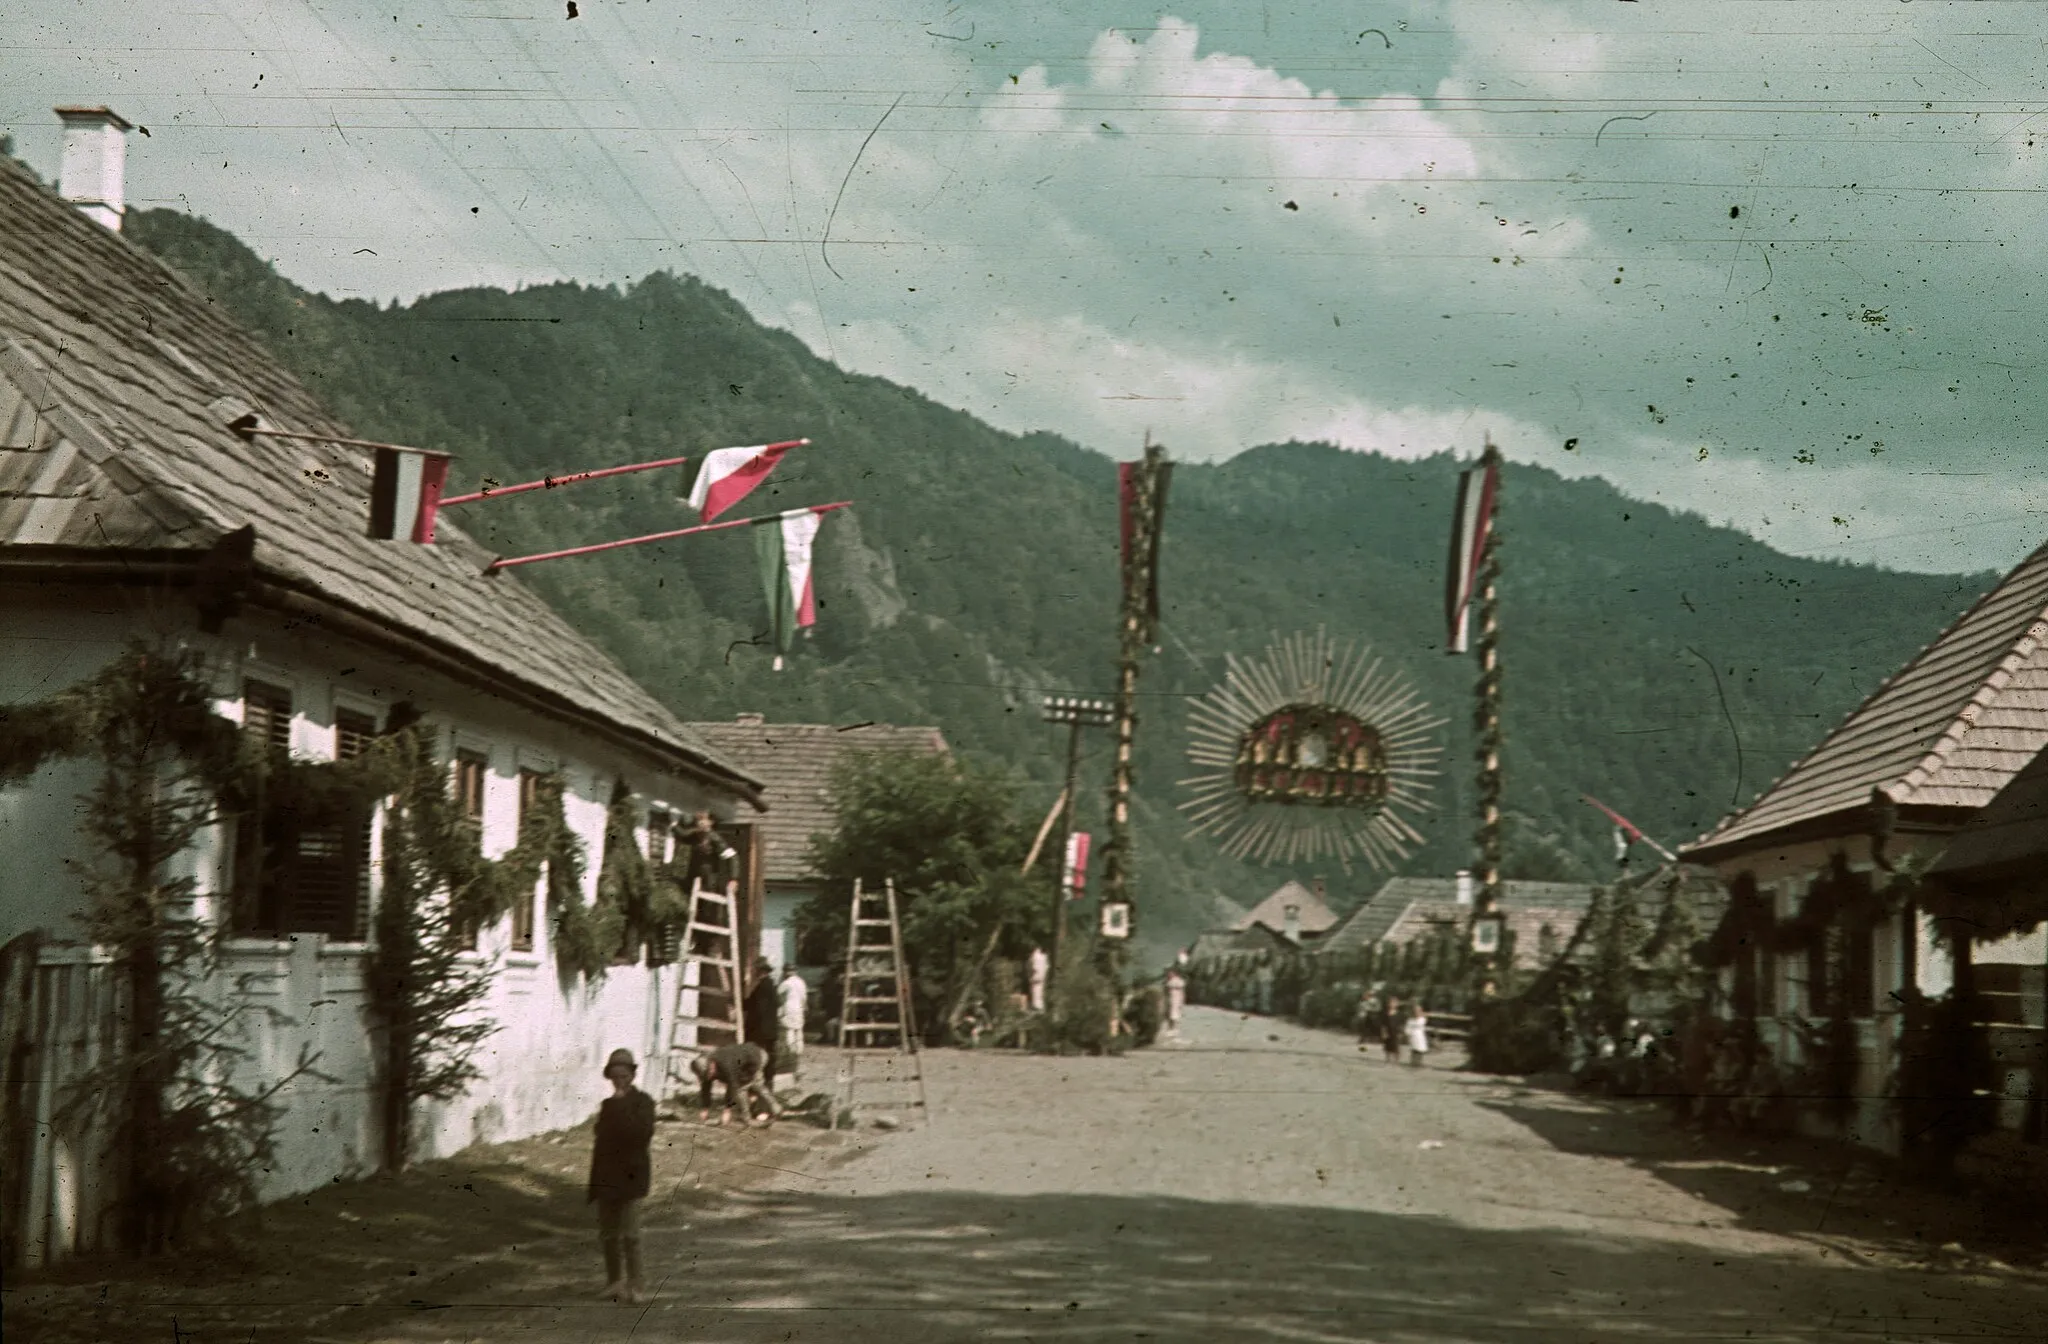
[
  {"xmin": 1380, "ymin": 995, "xmax": 1404, "ymax": 1063},
  {"xmin": 1163, "ymin": 967, "xmax": 1187, "ymax": 1039},
  {"xmin": 1404, "ymin": 1002, "xmax": 1431, "ymax": 1067},
  {"xmin": 588, "ymin": 1048, "xmax": 656, "ymax": 1304}
]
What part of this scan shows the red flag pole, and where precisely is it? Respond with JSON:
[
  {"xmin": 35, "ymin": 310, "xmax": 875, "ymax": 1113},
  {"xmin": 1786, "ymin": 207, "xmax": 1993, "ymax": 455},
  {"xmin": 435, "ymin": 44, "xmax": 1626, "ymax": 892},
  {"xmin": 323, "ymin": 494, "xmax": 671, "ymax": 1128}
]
[
  {"xmin": 440, "ymin": 439, "xmax": 809, "ymax": 507},
  {"xmin": 482, "ymin": 501, "xmax": 851, "ymax": 574}
]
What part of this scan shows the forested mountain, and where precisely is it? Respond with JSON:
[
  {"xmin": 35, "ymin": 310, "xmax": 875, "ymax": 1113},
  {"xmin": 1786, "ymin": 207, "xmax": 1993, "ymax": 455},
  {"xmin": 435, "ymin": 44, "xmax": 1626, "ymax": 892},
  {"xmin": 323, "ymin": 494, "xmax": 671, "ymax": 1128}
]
[{"xmin": 126, "ymin": 209, "xmax": 1998, "ymax": 953}]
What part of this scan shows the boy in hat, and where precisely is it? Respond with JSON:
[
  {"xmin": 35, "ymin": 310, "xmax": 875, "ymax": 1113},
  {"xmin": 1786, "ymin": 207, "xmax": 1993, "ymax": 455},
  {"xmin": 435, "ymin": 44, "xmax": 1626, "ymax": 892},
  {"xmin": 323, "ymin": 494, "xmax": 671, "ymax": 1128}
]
[{"xmin": 588, "ymin": 1048, "xmax": 657, "ymax": 1304}]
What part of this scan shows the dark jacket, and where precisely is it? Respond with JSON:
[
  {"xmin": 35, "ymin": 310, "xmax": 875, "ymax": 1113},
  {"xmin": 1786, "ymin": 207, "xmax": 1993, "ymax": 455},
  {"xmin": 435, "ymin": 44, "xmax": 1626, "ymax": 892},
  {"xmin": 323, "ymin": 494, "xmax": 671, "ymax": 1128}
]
[
  {"xmin": 587, "ymin": 1087, "xmax": 657, "ymax": 1202},
  {"xmin": 743, "ymin": 977, "xmax": 779, "ymax": 1048},
  {"xmin": 693, "ymin": 1041, "xmax": 769, "ymax": 1111}
]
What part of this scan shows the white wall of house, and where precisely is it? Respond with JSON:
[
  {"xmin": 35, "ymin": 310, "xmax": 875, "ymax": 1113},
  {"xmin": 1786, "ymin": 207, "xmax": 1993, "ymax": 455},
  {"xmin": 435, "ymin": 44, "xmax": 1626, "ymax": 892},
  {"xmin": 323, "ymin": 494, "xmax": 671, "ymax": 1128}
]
[{"xmin": 2, "ymin": 590, "xmax": 746, "ymax": 1220}]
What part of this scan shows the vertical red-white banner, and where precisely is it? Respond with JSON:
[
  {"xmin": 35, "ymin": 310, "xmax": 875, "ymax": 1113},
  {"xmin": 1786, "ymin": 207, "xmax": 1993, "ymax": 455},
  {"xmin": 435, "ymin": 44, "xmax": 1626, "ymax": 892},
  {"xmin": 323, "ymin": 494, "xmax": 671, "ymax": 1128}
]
[{"xmin": 1062, "ymin": 830, "xmax": 1091, "ymax": 899}]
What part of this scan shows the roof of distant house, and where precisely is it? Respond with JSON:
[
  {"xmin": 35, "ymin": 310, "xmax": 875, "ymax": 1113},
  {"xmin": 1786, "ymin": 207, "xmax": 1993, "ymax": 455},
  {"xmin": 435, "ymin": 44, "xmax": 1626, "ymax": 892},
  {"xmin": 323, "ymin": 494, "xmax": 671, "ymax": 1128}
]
[
  {"xmin": 1232, "ymin": 878, "xmax": 1340, "ymax": 936},
  {"xmin": 1319, "ymin": 876, "xmax": 1599, "ymax": 956},
  {"xmin": 1378, "ymin": 901, "xmax": 1586, "ymax": 971},
  {"xmin": 1687, "ymin": 544, "xmax": 2048, "ymax": 860},
  {"xmin": 0, "ymin": 155, "xmax": 757, "ymax": 800},
  {"xmin": 682, "ymin": 717, "xmax": 949, "ymax": 883}
]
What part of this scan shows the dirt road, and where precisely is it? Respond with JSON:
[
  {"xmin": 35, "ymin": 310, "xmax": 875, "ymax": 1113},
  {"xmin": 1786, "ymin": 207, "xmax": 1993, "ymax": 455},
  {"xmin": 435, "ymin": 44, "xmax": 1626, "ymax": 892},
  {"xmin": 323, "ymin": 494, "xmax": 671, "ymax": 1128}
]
[{"xmin": 282, "ymin": 1005, "xmax": 2045, "ymax": 1343}]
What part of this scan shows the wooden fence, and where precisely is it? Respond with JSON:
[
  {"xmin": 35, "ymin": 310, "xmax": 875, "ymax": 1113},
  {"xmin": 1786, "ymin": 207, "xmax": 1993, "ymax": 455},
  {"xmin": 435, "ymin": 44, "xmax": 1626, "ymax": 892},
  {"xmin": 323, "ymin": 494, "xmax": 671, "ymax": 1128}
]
[{"xmin": 1, "ymin": 932, "xmax": 122, "ymax": 1269}]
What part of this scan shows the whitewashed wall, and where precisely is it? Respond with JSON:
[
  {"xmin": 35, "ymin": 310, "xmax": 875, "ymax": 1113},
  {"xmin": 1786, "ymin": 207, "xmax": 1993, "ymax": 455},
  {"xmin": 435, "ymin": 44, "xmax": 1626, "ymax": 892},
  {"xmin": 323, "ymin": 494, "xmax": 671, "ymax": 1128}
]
[{"xmin": 1, "ymin": 589, "xmax": 748, "ymax": 1223}]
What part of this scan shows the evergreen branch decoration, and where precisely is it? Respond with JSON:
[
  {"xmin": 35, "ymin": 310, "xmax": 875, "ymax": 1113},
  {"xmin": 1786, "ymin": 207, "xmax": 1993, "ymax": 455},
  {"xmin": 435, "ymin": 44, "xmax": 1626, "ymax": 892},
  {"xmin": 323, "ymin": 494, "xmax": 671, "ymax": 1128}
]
[{"xmin": 0, "ymin": 643, "xmax": 314, "ymax": 1253}]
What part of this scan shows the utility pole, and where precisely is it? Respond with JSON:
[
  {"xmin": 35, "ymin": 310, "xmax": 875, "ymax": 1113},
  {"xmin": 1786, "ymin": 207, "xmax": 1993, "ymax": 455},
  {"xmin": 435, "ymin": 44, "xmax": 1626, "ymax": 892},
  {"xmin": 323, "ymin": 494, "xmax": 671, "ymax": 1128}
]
[
  {"xmin": 1040, "ymin": 695, "xmax": 1114, "ymax": 1006},
  {"xmin": 1099, "ymin": 438, "xmax": 1171, "ymax": 970}
]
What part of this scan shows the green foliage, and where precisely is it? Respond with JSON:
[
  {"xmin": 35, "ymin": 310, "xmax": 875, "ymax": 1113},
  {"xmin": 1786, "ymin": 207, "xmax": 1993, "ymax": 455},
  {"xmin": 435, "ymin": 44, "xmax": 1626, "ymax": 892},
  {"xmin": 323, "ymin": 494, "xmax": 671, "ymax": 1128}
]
[
  {"xmin": 126, "ymin": 210, "xmax": 1996, "ymax": 952},
  {"xmin": 797, "ymin": 749, "xmax": 1037, "ymax": 1042},
  {"xmin": 0, "ymin": 644, "xmax": 313, "ymax": 1254}
]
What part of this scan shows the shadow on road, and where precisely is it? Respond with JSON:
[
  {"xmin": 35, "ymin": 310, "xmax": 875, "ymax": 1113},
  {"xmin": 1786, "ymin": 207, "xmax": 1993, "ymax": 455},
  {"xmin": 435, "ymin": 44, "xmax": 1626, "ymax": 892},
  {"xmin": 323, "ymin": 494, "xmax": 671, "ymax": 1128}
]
[
  {"xmin": 316, "ymin": 1184, "xmax": 2048, "ymax": 1343},
  {"xmin": 1471, "ymin": 1087, "xmax": 2044, "ymax": 1263}
]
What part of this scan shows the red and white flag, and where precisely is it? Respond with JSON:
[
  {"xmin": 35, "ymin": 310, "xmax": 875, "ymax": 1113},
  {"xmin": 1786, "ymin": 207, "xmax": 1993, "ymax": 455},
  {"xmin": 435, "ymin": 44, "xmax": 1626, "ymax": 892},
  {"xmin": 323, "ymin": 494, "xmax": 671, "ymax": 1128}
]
[
  {"xmin": 688, "ymin": 442, "xmax": 793, "ymax": 522},
  {"xmin": 369, "ymin": 446, "xmax": 451, "ymax": 543},
  {"xmin": 1444, "ymin": 455, "xmax": 1499, "ymax": 653},
  {"xmin": 1062, "ymin": 831, "xmax": 1091, "ymax": 899}
]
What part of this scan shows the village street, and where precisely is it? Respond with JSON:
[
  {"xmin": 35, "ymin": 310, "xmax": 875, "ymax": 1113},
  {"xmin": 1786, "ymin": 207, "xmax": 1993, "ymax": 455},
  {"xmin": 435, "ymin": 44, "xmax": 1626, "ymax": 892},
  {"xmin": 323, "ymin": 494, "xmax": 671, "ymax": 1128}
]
[{"xmin": 264, "ymin": 1006, "xmax": 2045, "ymax": 1344}]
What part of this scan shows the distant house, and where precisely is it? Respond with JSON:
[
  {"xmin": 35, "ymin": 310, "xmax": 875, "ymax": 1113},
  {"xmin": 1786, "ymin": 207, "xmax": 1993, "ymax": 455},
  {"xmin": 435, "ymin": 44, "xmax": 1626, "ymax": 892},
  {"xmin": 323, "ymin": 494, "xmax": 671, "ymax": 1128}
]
[
  {"xmin": 0, "ymin": 119, "xmax": 761, "ymax": 1261},
  {"xmin": 1320, "ymin": 874, "xmax": 1598, "ymax": 969},
  {"xmin": 1683, "ymin": 541, "xmax": 2048, "ymax": 1153},
  {"xmin": 1233, "ymin": 878, "xmax": 1341, "ymax": 944},
  {"xmin": 681, "ymin": 715, "xmax": 949, "ymax": 972}
]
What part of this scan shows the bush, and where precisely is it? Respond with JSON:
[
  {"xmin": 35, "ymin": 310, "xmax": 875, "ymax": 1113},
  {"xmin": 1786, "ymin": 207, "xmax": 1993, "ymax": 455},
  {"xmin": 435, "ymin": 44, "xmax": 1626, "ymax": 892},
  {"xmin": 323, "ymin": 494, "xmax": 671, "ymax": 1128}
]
[
  {"xmin": 1468, "ymin": 996, "xmax": 1569, "ymax": 1074},
  {"xmin": 1124, "ymin": 983, "xmax": 1163, "ymax": 1047},
  {"xmin": 1046, "ymin": 952, "xmax": 1115, "ymax": 1054},
  {"xmin": 1297, "ymin": 982, "xmax": 1365, "ymax": 1031}
]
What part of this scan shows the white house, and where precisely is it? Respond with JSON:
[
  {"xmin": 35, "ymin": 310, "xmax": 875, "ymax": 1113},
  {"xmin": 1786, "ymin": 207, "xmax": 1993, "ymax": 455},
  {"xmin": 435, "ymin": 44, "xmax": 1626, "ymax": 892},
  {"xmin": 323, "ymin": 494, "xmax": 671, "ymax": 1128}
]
[
  {"xmin": 0, "ymin": 115, "xmax": 762, "ymax": 1262},
  {"xmin": 1683, "ymin": 539, "xmax": 2048, "ymax": 1153}
]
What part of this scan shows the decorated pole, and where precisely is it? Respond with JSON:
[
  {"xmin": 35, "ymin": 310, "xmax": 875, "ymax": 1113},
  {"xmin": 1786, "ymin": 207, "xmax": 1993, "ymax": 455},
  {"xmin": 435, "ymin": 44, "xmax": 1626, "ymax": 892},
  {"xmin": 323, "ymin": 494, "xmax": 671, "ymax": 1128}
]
[
  {"xmin": 1475, "ymin": 439, "xmax": 1504, "ymax": 925},
  {"xmin": 1446, "ymin": 439, "xmax": 1505, "ymax": 957},
  {"xmin": 1099, "ymin": 439, "xmax": 1171, "ymax": 961}
]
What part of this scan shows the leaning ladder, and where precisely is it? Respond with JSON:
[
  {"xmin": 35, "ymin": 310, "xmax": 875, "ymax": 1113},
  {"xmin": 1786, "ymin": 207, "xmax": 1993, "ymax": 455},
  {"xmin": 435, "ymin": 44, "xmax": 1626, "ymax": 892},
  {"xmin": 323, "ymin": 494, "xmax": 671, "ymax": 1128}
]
[
  {"xmin": 664, "ymin": 880, "xmax": 743, "ymax": 1095},
  {"xmin": 836, "ymin": 878, "xmax": 927, "ymax": 1122}
]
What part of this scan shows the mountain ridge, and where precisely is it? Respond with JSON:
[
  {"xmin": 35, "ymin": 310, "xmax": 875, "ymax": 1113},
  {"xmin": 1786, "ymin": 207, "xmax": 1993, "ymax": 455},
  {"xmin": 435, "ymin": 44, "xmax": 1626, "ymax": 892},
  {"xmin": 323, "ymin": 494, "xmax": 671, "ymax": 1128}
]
[{"xmin": 122, "ymin": 206, "xmax": 1998, "ymax": 951}]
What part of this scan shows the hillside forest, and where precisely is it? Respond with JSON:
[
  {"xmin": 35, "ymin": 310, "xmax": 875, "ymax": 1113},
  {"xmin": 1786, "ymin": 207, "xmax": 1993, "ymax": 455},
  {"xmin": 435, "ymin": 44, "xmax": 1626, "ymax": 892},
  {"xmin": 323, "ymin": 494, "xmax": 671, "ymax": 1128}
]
[{"xmin": 125, "ymin": 209, "xmax": 1998, "ymax": 956}]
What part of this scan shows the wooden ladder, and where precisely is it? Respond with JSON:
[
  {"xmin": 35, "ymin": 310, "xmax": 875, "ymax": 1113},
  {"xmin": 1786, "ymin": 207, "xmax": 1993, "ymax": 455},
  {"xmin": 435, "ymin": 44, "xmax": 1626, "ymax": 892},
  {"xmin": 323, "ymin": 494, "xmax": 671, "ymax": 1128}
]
[
  {"xmin": 836, "ymin": 878, "xmax": 926, "ymax": 1122},
  {"xmin": 664, "ymin": 880, "xmax": 742, "ymax": 1094}
]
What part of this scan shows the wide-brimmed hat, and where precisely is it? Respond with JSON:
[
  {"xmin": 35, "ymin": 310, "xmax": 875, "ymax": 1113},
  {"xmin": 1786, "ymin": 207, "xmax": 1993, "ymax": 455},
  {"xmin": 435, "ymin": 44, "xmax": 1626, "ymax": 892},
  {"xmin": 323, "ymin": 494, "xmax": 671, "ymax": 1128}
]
[{"xmin": 604, "ymin": 1048, "xmax": 638, "ymax": 1075}]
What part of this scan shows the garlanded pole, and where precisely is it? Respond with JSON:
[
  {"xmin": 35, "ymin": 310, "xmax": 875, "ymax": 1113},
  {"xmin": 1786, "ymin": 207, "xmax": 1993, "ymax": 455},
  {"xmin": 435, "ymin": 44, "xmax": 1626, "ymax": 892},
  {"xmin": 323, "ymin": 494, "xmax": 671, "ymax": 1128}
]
[
  {"xmin": 1099, "ymin": 438, "xmax": 1171, "ymax": 967},
  {"xmin": 1446, "ymin": 439, "xmax": 1505, "ymax": 961},
  {"xmin": 1475, "ymin": 438, "xmax": 1504, "ymax": 925}
]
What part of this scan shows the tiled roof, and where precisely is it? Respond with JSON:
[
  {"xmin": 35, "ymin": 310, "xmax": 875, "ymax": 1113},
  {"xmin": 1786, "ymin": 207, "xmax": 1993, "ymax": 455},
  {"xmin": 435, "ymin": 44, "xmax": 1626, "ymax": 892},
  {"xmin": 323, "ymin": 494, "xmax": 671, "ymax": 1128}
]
[
  {"xmin": 1319, "ymin": 876, "xmax": 1598, "ymax": 955},
  {"xmin": 682, "ymin": 718, "xmax": 949, "ymax": 883},
  {"xmin": 1688, "ymin": 544, "xmax": 2048, "ymax": 858},
  {"xmin": 1233, "ymin": 879, "xmax": 1340, "ymax": 935},
  {"xmin": 0, "ymin": 156, "xmax": 754, "ymax": 796}
]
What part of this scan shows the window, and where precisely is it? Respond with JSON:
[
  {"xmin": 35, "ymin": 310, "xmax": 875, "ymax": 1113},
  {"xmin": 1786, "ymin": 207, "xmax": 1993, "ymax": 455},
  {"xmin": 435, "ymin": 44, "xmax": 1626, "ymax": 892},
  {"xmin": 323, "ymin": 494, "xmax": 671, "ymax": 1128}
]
[
  {"xmin": 452, "ymin": 749, "xmax": 490, "ymax": 948},
  {"xmin": 243, "ymin": 680, "xmax": 292, "ymax": 752},
  {"xmin": 232, "ymin": 689, "xmax": 374, "ymax": 940},
  {"xmin": 511, "ymin": 769, "xmax": 543, "ymax": 952},
  {"xmin": 454, "ymin": 749, "xmax": 489, "ymax": 822}
]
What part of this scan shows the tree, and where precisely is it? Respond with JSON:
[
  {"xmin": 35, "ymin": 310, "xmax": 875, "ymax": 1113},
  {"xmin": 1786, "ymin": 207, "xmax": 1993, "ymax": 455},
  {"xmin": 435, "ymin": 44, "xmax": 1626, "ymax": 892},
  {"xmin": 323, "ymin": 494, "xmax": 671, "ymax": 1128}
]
[{"xmin": 797, "ymin": 750, "xmax": 1038, "ymax": 1042}]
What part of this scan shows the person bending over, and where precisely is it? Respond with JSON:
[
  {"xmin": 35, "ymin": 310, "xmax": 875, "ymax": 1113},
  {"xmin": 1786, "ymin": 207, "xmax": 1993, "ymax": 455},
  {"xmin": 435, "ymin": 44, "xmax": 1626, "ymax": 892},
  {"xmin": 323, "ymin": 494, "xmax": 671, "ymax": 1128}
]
[{"xmin": 691, "ymin": 1040, "xmax": 782, "ymax": 1127}]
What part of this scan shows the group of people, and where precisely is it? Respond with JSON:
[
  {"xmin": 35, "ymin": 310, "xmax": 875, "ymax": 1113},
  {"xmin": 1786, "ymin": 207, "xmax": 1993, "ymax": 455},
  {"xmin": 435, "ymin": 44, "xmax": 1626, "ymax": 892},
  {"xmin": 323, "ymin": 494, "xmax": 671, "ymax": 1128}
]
[
  {"xmin": 585, "ymin": 952, "xmax": 812, "ymax": 1305},
  {"xmin": 1355, "ymin": 990, "xmax": 1432, "ymax": 1066}
]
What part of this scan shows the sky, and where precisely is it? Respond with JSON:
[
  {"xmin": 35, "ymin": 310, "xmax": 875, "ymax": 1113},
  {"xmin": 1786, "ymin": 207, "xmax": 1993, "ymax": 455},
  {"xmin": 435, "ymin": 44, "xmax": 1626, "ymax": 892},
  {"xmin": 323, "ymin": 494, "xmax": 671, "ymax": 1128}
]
[{"xmin": 6, "ymin": 0, "xmax": 2044, "ymax": 574}]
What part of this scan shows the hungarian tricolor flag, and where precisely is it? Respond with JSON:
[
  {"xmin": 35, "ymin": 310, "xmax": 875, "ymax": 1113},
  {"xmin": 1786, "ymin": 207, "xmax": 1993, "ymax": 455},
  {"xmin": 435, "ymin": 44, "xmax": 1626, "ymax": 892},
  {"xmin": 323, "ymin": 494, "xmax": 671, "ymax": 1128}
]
[
  {"xmin": 1444, "ymin": 455, "xmax": 1499, "ymax": 653},
  {"xmin": 754, "ymin": 507, "xmax": 826, "ymax": 670},
  {"xmin": 369, "ymin": 446, "xmax": 451, "ymax": 543},
  {"xmin": 689, "ymin": 443, "xmax": 793, "ymax": 523}
]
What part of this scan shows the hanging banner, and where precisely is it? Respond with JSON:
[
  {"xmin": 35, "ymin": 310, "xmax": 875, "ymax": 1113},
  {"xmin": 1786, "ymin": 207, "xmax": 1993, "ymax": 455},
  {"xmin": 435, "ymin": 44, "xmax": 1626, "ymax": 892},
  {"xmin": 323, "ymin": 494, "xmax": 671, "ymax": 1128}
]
[
  {"xmin": 369, "ymin": 446, "xmax": 451, "ymax": 543},
  {"xmin": 1443, "ymin": 456, "xmax": 1499, "ymax": 654},
  {"xmin": 1062, "ymin": 830, "xmax": 1091, "ymax": 899}
]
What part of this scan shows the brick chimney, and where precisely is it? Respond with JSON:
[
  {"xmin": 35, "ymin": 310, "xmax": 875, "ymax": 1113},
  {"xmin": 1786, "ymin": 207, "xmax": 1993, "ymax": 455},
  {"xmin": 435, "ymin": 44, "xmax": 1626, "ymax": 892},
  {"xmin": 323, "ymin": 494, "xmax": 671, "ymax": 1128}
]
[
  {"xmin": 55, "ymin": 106, "xmax": 131, "ymax": 231},
  {"xmin": 734, "ymin": 712, "xmax": 765, "ymax": 726},
  {"xmin": 1282, "ymin": 904, "xmax": 1302, "ymax": 943}
]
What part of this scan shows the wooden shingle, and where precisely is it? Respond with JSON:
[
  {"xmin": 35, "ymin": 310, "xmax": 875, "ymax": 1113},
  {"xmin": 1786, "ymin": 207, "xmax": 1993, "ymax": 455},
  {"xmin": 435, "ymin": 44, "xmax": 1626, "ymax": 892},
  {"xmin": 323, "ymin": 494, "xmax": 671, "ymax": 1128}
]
[{"xmin": 0, "ymin": 155, "xmax": 755, "ymax": 794}]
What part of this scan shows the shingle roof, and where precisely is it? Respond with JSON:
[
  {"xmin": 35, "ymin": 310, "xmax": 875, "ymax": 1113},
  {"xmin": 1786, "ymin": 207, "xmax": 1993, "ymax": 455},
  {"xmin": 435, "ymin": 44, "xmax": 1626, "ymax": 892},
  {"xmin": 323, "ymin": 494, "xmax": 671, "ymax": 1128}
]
[
  {"xmin": 1930, "ymin": 743, "xmax": 2048, "ymax": 881},
  {"xmin": 1232, "ymin": 879, "xmax": 1340, "ymax": 935},
  {"xmin": 1380, "ymin": 901, "xmax": 1586, "ymax": 970},
  {"xmin": 1319, "ymin": 875, "xmax": 1598, "ymax": 955},
  {"xmin": 1687, "ymin": 544, "xmax": 2048, "ymax": 858},
  {"xmin": 682, "ymin": 718, "xmax": 950, "ymax": 883},
  {"xmin": 0, "ymin": 155, "xmax": 754, "ymax": 796}
]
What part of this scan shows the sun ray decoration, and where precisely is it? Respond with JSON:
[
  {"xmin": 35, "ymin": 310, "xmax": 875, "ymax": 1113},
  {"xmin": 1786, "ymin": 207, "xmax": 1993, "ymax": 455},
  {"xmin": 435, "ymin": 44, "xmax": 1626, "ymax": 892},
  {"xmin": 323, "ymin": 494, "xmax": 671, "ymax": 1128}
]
[{"xmin": 1180, "ymin": 629, "xmax": 1445, "ymax": 870}]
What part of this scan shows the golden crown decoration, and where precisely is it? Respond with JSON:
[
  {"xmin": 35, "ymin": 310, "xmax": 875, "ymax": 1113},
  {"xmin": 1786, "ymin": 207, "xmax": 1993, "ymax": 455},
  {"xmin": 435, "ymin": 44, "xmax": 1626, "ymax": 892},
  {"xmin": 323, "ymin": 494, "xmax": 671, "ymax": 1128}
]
[{"xmin": 1180, "ymin": 629, "xmax": 1444, "ymax": 868}]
